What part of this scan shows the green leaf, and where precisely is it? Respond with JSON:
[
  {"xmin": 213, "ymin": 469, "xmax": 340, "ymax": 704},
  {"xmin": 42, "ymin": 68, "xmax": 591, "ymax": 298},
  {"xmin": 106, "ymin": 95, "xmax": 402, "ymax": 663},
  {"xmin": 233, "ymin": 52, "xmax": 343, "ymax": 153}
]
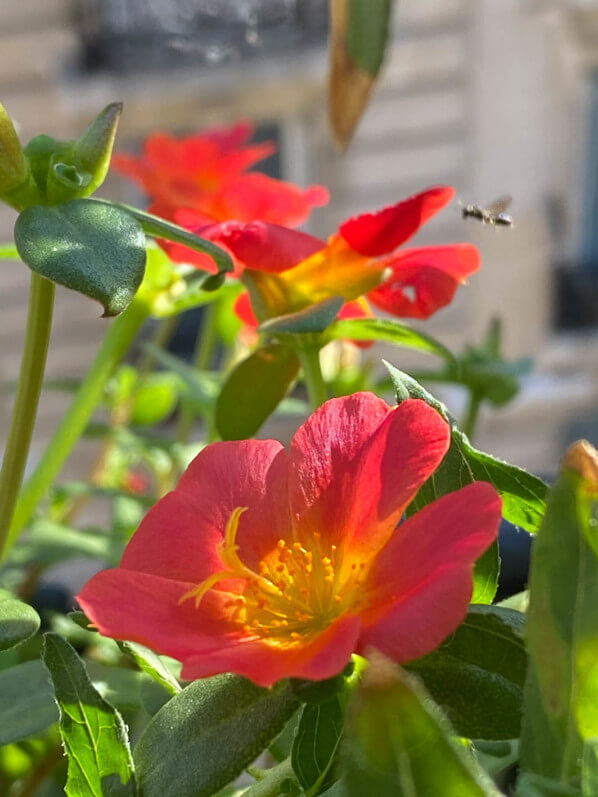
[
  {"xmin": 260, "ymin": 297, "xmax": 345, "ymax": 336},
  {"xmin": 14, "ymin": 199, "xmax": 146, "ymax": 316},
  {"xmin": 0, "ymin": 588, "xmax": 40, "ymax": 651},
  {"xmin": 340, "ymin": 658, "xmax": 500, "ymax": 796},
  {"xmin": 140, "ymin": 679, "xmax": 174, "ymax": 717},
  {"xmin": 85, "ymin": 662, "xmax": 144, "ymax": 711},
  {"xmin": 8, "ymin": 519, "xmax": 123, "ymax": 568},
  {"xmin": 410, "ymin": 317, "xmax": 532, "ymax": 408},
  {"xmin": 42, "ymin": 633, "xmax": 136, "ymax": 796},
  {"xmin": 325, "ymin": 317, "xmax": 454, "ymax": 361},
  {"xmin": 346, "ymin": 0, "xmax": 394, "ymax": 76},
  {"xmin": 329, "ymin": 0, "xmax": 395, "ymax": 147},
  {"xmin": 292, "ymin": 697, "xmax": 344, "ymax": 795},
  {"xmin": 387, "ymin": 363, "xmax": 548, "ymax": 534},
  {"xmin": 408, "ymin": 606, "xmax": 526, "ymax": 740},
  {"xmin": 216, "ymin": 344, "xmax": 300, "ymax": 440},
  {"xmin": 387, "ymin": 362, "xmax": 547, "ymax": 603},
  {"xmin": 117, "ymin": 641, "xmax": 181, "ymax": 697},
  {"xmin": 583, "ymin": 741, "xmax": 598, "ymax": 797},
  {"xmin": 0, "ymin": 659, "xmax": 58, "ymax": 744},
  {"xmin": 105, "ymin": 201, "xmax": 234, "ymax": 275},
  {"xmin": 515, "ymin": 773, "xmax": 581, "ymax": 796},
  {"xmin": 133, "ymin": 673, "xmax": 298, "ymax": 797},
  {"xmin": 519, "ymin": 457, "xmax": 598, "ymax": 787}
]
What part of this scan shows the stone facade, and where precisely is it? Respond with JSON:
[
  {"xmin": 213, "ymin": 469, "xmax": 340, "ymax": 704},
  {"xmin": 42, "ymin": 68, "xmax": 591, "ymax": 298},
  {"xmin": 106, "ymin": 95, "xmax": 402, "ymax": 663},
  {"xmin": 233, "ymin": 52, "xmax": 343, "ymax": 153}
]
[{"xmin": 1, "ymin": 0, "xmax": 598, "ymax": 478}]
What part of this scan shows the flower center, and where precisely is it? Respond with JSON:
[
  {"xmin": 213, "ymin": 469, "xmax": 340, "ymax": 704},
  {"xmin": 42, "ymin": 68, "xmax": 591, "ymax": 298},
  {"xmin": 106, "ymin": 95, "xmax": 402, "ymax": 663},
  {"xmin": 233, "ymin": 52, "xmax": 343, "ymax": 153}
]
[{"xmin": 179, "ymin": 507, "xmax": 367, "ymax": 646}]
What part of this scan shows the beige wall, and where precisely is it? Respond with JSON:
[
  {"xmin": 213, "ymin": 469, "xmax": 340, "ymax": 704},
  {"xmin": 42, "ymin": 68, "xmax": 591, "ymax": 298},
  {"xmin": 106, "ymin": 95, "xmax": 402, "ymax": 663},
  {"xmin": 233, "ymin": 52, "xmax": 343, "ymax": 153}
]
[{"xmin": 1, "ymin": 0, "xmax": 598, "ymax": 477}]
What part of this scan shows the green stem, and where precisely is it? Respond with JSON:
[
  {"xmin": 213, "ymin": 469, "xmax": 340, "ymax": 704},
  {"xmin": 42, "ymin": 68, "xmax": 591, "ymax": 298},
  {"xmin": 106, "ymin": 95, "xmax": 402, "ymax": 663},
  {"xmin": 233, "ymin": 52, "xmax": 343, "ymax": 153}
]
[
  {"xmin": 298, "ymin": 346, "xmax": 328, "ymax": 410},
  {"xmin": 0, "ymin": 274, "xmax": 54, "ymax": 558},
  {"xmin": 243, "ymin": 759, "xmax": 296, "ymax": 796},
  {"xmin": 4, "ymin": 298, "xmax": 149, "ymax": 555},
  {"xmin": 176, "ymin": 301, "xmax": 218, "ymax": 444},
  {"xmin": 462, "ymin": 391, "xmax": 482, "ymax": 441},
  {"xmin": 136, "ymin": 315, "xmax": 178, "ymax": 375}
]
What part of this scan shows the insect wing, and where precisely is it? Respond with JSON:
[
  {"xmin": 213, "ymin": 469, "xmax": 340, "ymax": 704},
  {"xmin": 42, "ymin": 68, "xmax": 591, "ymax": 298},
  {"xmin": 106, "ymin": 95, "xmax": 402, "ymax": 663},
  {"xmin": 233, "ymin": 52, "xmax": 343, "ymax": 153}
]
[{"xmin": 485, "ymin": 195, "xmax": 512, "ymax": 215}]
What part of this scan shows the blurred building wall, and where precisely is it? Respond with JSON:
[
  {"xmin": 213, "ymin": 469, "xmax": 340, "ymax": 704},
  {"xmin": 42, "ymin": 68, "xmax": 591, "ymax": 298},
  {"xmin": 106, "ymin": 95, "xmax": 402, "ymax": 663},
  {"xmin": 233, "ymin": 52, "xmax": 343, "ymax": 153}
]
[{"xmin": 1, "ymin": 0, "xmax": 597, "ymax": 477}]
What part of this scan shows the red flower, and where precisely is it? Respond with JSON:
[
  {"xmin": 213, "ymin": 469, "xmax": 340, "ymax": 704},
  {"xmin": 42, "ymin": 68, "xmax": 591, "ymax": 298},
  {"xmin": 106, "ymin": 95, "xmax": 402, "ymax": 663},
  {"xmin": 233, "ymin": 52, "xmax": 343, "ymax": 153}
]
[
  {"xmin": 204, "ymin": 186, "xmax": 479, "ymax": 321},
  {"xmin": 112, "ymin": 121, "xmax": 328, "ymax": 269},
  {"xmin": 78, "ymin": 393, "xmax": 501, "ymax": 687}
]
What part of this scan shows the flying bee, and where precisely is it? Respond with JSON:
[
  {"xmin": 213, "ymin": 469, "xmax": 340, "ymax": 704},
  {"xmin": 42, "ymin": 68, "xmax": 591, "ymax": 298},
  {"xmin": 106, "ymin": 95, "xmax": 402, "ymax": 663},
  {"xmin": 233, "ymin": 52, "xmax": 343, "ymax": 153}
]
[{"xmin": 461, "ymin": 196, "xmax": 514, "ymax": 228}]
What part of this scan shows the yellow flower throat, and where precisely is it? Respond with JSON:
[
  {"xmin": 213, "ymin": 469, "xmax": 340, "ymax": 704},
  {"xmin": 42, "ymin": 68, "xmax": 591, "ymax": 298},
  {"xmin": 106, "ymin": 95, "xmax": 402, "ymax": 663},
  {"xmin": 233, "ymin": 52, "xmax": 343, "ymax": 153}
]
[{"xmin": 179, "ymin": 507, "xmax": 366, "ymax": 645}]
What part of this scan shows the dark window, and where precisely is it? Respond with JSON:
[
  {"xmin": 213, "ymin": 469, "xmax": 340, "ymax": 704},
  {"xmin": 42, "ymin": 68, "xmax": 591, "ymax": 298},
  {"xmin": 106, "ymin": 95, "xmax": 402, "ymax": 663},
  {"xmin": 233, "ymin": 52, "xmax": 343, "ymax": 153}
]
[
  {"xmin": 553, "ymin": 70, "xmax": 598, "ymax": 330},
  {"xmin": 72, "ymin": 0, "xmax": 328, "ymax": 73},
  {"xmin": 581, "ymin": 70, "xmax": 598, "ymax": 269}
]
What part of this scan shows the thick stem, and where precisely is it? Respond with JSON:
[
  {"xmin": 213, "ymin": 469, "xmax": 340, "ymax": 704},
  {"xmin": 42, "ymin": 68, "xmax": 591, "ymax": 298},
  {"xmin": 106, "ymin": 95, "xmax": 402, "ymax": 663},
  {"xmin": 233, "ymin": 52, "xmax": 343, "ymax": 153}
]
[
  {"xmin": 462, "ymin": 391, "xmax": 482, "ymax": 442},
  {"xmin": 0, "ymin": 274, "xmax": 54, "ymax": 557},
  {"xmin": 298, "ymin": 346, "xmax": 328, "ymax": 410},
  {"xmin": 4, "ymin": 298, "xmax": 149, "ymax": 555},
  {"xmin": 176, "ymin": 301, "xmax": 218, "ymax": 444},
  {"xmin": 136, "ymin": 315, "xmax": 178, "ymax": 374},
  {"xmin": 243, "ymin": 759, "xmax": 296, "ymax": 797}
]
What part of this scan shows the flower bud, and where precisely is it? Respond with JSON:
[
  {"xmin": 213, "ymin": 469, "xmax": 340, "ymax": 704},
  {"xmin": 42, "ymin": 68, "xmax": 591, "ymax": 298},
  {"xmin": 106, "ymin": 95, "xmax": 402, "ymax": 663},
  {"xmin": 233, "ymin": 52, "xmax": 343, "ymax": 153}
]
[
  {"xmin": 562, "ymin": 439, "xmax": 598, "ymax": 493},
  {"xmin": 0, "ymin": 103, "xmax": 29, "ymax": 197},
  {"xmin": 69, "ymin": 102, "xmax": 123, "ymax": 196},
  {"xmin": 45, "ymin": 103, "xmax": 123, "ymax": 204}
]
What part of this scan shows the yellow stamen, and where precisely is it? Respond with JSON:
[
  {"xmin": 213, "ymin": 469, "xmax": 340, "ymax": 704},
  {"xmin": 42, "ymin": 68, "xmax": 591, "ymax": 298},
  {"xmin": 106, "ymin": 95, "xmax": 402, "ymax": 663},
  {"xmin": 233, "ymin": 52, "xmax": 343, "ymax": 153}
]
[{"xmin": 180, "ymin": 507, "xmax": 372, "ymax": 646}]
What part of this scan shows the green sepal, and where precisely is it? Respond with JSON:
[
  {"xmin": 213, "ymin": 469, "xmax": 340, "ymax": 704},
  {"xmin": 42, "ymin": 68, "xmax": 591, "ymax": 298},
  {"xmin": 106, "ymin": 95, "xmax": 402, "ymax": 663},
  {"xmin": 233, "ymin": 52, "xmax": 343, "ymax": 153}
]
[
  {"xmin": 259, "ymin": 297, "xmax": 345, "ymax": 336},
  {"xmin": 25, "ymin": 103, "xmax": 122, "ymax": 204},
  {"xmin": 339, "ymin": 658, "xmax": 500, "ymax": 796}
]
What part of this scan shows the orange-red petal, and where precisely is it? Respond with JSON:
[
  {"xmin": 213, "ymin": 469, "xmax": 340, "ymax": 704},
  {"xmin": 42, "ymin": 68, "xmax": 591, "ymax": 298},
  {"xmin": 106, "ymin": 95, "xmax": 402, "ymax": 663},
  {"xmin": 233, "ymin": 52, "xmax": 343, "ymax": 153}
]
[
  {"xmin": 180, "ymin": 614, "xmax": 362, "ymax": 687},
  {"xmin": 288, "ymin": 394, "xmax": 449, "ymax": 555},
  {"xmin": 176, "ymin": 440, "xmax": 291, "ymax": 570},
  {"xmin": 205, "ymin": 221, "xmax": 325, "ymax": 273},
  {"xmin": 77, "ymin": 569, "xmax": 242, "ymax": 661},
  {"xmin": 210, "ymin": 172, "xmax": 329, "ymax": 227},
  {"xmin": 338, "ymin": 186, "xmax": 455, "ymax": 257},
  {"xmin": 368, "ymin": 244, "xmax": 480, "ymax": 319},
  {"xmin": 120, "ymin": 491, "xmax": 226, "ymax": 584},
  {"xmin": 358, "ymin": 482, "xmax": 502, "ymax": 661}
]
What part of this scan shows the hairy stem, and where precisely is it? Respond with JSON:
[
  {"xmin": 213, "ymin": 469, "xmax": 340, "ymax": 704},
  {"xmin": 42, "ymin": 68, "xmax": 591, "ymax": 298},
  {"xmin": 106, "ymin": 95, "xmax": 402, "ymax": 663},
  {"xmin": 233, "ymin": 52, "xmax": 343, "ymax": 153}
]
[
  {"xmin": 462, "ymin": 391, "xmax": 482, "ymax": 441},
  {"xmin": 0, "ymin": 274, "xmax": 54, "ymax": 557},
  {"xmin": 4, "ymin": 298, "xmax": 149, "ymax": 555},
  {"xmin": 298, "ymin": 346, "xmax": 328, "ymax": 410},
  {"xmin": 177, "ymin": 301, "xmax": 218, "ymax": 444},
  {"xmin": 243, "ymin": 759, "xmax": 296, "ymax": 797}
]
